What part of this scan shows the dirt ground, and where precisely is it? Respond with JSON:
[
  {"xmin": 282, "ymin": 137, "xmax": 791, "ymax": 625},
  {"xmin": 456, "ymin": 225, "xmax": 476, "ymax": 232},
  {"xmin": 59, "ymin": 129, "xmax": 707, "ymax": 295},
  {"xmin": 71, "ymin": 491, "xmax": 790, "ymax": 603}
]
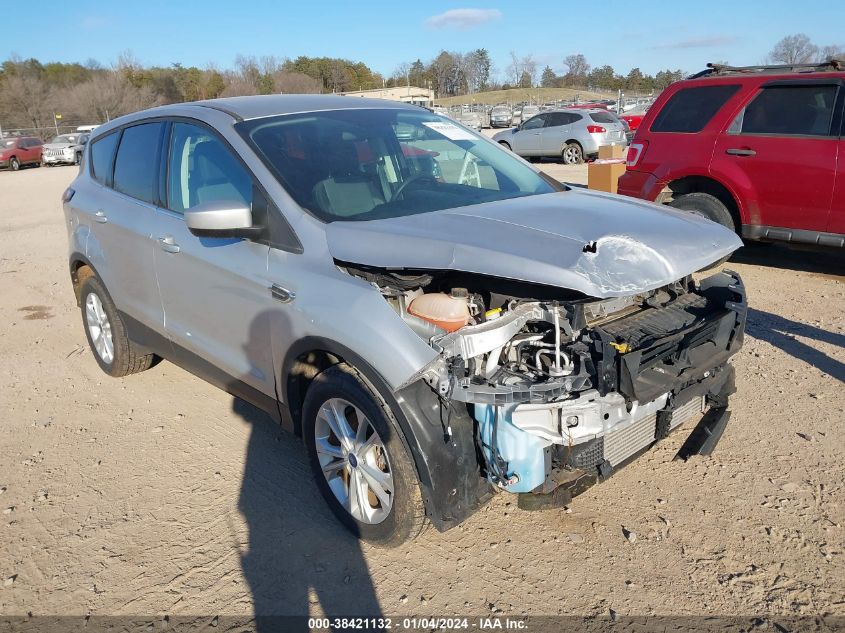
[{"xmin": 1, "ymin": 164, "xmax": 844, "ymax": 622}]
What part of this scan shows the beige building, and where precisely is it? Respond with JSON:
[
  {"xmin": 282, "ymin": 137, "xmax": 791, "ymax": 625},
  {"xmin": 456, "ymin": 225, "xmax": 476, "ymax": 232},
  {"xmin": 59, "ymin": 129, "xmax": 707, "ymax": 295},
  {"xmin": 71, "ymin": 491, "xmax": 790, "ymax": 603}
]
[{"xmin": 338, "ymin": 85, "xmax": 434, "ymax": 107}]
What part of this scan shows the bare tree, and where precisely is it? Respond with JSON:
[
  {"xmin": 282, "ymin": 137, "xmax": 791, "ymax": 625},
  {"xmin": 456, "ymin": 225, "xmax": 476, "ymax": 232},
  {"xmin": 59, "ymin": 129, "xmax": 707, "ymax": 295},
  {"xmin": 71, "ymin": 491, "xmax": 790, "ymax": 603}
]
[
  {"xmin": 819, "ymin": 44, "xmax": 844, "ymax": 61},
  {"xmin": 392, "ymin": 62, "xmax": 410, "ymax": 86},
  {"xmin": 505, "ymin": 51, "xmax": 522, "ymax": 86},
  {"xmin": 564, "ymin": 54, "xmax": 590, "ymax": 77},
  {"xmin": 768, "ymin": 34, "xmax": 818, "ymax": 64},
  {"xmin": 0, "ymin": 73, "xmax": 55, "ymax": 130},
  {"xmin": 66, "ymin": 71, "xmax": 160, "ymax": 122},
  {"xmin": 521, "ymin": 55, "xmax": 537, "ymax": 88},
  {"xmin": 272, "ymin": 71, "xmax": 322, "ymax": 94},
  {"xmin": 329, "ymin": 60, "xmax": 348, "ymax": 92}
]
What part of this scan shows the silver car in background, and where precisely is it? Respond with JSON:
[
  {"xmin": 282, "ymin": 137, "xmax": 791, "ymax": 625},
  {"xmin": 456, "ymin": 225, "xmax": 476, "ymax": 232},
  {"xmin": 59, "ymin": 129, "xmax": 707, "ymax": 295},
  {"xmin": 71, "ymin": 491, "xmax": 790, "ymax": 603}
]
[
  {"xmin": 43, "ymin": 133, "xmax": 89, "ymax": 166},
  {"xmin": 489, "ymin": 105, "xmax": 513, "ymax": 128},
  {"xmin": 63, "ymin": 95, "xmax": 745, "ymax": 546},
  {"xmin": 492, "ymin": 108, "xmax": 627, "ymax": 164}
]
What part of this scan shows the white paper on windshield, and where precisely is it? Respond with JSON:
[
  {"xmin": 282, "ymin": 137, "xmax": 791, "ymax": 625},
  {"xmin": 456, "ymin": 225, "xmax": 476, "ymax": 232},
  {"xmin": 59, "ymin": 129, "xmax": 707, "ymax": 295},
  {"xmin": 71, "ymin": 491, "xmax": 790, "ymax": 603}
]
[{"xmin": 422, "ymin": 121, "xmax": 477, "ymax": 141}]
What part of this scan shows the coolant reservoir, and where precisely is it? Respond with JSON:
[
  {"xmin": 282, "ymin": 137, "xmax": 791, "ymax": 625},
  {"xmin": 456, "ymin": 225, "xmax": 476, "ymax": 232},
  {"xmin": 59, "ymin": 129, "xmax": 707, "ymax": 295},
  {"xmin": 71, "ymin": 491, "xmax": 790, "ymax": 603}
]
[{"xmin": 408, "ymin": 290, "xmax": 471, "ymax": 333}]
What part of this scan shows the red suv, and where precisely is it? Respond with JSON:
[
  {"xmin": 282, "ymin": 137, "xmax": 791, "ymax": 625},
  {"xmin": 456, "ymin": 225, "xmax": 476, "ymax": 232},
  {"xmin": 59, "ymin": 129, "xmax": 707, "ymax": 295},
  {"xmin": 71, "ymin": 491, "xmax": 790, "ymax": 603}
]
[
  {"xmin": 618, "ymin": 61, "xmax": 844, "ymax": 248},
  {"xmin": 0, "ymin": 136, "xmax": 43, "ymax": 171}
]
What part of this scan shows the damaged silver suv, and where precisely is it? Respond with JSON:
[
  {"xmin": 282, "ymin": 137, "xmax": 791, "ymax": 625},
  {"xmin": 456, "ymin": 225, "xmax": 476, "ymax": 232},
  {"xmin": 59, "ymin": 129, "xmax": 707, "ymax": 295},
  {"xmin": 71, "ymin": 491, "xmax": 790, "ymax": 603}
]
[{"xmin": 64, "ymin": 95, "xmax": 747, "ymax": 546}]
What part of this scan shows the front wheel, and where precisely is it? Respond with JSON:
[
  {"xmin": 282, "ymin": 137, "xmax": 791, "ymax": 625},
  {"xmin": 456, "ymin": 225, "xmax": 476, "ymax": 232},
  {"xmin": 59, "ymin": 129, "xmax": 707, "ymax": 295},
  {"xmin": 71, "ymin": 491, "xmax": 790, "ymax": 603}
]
[
  {"xmin": 9, "ymin": 157, "xmax": 20, "ymax": 171},
  {"xmin": 75, "ymin": 152, "xmax": 82, "ymax": 165},
  {"xmin": 498, "ymin": 141, "xmax": 511, "ymax": 151},
  {"xmin": 303, "ymin": 364, "xmax": 427, "ymax": 547},
  {"xmin": 561, "ymin": 142, "xmax": 584, "ymax": 165}
]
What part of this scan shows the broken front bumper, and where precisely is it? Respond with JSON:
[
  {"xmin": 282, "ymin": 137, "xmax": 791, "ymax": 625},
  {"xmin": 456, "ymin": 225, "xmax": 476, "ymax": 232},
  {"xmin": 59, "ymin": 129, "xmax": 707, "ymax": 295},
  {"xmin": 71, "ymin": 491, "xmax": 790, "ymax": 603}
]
[{"xmin": 483, "ymin": 270, "xmax": 747, "ymax": 498}]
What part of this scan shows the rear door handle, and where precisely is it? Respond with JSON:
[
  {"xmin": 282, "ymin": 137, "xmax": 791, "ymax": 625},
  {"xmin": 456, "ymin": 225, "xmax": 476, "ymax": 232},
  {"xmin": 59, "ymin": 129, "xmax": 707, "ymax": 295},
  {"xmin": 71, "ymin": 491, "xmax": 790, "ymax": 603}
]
[
  {"xmin": 158, "ymin": 236, "xmax": 181, "ymax": 254},
  {"xmin": 725, "ymin": 148, "xmax": 756, "ymax": 156},
  {"xmin": 94, "ymin": 210, "xmax": 108, "ymax": 223}
]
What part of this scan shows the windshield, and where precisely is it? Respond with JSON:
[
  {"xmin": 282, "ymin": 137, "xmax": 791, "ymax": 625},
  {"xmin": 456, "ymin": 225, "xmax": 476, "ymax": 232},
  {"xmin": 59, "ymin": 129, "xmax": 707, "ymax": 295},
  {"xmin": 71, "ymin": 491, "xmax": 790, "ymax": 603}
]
[
  {"xmin": 238, "ymin": 109, "xmax": 560, "ymax": 222},
  {"xmin": 491, "ymin": 107, "xmax": 510, "ymax": 114},
  {"xmin": 1, "ymin": 139, "xmax": 16, "ymax": 149},
  {"xmin": 51, "ymin": 134, "xmax": 78, "ymax": 144}
]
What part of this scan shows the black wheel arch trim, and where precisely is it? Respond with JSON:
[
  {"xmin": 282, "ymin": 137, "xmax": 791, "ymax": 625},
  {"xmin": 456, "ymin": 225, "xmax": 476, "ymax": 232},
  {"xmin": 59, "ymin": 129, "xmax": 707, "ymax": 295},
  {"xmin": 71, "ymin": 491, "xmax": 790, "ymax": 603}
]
[{"xmin": 281, "ymin": 336, "xmax": 491, "ymax": 531}]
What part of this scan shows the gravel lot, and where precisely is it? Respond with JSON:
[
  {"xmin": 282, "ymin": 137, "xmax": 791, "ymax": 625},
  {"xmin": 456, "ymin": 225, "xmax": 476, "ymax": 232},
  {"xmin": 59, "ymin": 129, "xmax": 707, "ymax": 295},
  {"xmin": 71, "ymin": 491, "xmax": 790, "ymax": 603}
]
[{"xmin": 1, "ymin": 165, "xmax": 843, "ymax": 622}]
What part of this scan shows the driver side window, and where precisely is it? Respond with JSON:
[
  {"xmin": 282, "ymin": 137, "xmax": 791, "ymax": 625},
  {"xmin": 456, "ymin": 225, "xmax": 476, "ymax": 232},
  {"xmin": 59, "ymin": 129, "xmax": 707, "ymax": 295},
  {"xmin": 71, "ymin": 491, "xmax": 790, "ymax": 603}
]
[
  {"xmin": 521, "ymin": 115, "xmax": 546, "ymax": 130},
  {"xmin": 166, "ymin": 122, "xmax": 252, "ymax": 213}
]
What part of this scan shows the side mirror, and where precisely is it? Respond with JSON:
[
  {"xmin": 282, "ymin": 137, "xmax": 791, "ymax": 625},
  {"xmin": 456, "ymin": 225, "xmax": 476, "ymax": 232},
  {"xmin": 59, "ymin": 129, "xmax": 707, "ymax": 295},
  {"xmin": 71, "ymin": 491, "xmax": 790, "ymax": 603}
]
[
  {"xmin": 184, "ymin": 199, "xmax": 262, "ymax": 239},
  {"xmin": 513, "ymin": 125, "xmax": 520, "ymax": 133}
]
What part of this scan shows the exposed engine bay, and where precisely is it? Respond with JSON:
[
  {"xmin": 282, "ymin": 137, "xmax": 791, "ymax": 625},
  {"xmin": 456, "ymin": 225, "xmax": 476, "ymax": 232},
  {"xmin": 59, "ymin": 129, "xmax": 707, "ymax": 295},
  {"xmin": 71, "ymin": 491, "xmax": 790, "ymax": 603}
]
[{"xmin": 341, "ymin": 261, "xmax": 747, "ymax": 504}]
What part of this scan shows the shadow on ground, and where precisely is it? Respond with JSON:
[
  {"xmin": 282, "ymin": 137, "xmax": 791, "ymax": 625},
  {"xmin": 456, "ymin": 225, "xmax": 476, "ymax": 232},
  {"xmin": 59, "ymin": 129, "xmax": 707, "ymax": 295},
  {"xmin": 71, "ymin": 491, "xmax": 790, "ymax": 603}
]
[
  {"xmin": 234, "ymin": 397, "xmax": 383, "ymax": 631},
  {"xmin": 747, "ymin": 308, "xmax": 845, "ymax": 382},
  {"xmin": 731, "ymin": 243, "xmax": 845, "ymax": 276}
]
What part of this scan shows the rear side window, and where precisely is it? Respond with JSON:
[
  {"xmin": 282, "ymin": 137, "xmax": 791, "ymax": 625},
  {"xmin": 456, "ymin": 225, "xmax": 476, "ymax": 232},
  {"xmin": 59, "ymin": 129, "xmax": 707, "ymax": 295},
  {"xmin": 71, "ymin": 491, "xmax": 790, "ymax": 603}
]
[
  {"xmin": 112, "ymin": 123, "xmax": 164, "ymax": 204},
  {"xmin": 651, "ymin": 85, "xmax": 740, "ymax": 133},
  {"xmin": 589, "ymin": 111, "xmax": 617, "ymax": 123},
  {"xmin": 732, "ymin": 84, "xmax": 838, "ymax": 136},
  {"xmin": 90, "ymin": 132, "xmax": 120, "ymax": 185}
]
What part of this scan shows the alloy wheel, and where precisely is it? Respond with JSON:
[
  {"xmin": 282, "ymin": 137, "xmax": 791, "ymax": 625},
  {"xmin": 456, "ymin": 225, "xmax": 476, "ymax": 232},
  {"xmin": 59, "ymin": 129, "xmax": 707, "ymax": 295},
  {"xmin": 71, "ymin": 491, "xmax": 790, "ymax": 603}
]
[
  {"xmin": 85, "ymin": 292, "xmax": 114, "ymax": 364},
  {"xmin": 314, "ymin": 397, "xmax": 394, "ymax": 524}
]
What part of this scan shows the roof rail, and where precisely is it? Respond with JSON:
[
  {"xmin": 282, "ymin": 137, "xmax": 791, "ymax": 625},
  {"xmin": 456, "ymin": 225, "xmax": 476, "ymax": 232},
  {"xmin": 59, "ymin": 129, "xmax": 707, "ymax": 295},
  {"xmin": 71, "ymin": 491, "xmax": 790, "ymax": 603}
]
[{"xmin": 688, "ymin": 59, "xmax": 843, "ymax": 79}]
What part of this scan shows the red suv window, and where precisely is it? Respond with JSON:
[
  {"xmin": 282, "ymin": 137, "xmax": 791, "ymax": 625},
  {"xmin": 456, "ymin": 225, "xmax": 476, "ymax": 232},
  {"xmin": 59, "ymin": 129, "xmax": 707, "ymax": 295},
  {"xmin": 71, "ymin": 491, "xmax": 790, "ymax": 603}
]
[
  {"xmin": 651, "ymin": 85, "xmax": 740, "ymax": 133},
  {"xmin": 730, "ymin": 84, "xmax": 838, "ymax": 137}
]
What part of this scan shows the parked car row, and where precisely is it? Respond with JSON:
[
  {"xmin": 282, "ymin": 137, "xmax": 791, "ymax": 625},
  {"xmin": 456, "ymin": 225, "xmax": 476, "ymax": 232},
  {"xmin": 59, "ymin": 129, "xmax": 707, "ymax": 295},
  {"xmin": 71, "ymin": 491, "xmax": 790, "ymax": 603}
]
[{"xmin": 1, "ymin": 128, "xmax": 96, "ymax": 171}]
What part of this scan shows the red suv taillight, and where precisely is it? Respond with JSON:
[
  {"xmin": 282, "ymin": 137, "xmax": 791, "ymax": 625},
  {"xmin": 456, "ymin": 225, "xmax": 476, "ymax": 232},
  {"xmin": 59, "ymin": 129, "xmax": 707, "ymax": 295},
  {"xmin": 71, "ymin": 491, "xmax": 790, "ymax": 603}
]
[
  {"xmin": 626, "ymin": 141, "xmax": 648, "ymax": 168},
  {"xmin": 586, "ymin": 125, "xmax": 606, "ymax": 133}
]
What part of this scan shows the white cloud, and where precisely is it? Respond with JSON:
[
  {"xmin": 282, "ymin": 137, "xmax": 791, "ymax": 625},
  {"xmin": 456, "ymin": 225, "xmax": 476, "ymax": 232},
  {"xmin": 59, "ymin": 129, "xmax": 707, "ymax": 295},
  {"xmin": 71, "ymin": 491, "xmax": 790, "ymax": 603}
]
[{"xmin": 425, "ymin": 8, "xmax": 502, "ymax": 30}]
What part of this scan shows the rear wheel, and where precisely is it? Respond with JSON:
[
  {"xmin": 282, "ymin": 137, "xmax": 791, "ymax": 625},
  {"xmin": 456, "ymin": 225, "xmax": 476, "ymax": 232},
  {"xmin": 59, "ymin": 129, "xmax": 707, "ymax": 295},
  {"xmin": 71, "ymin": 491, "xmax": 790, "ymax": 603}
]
[
  {"xmin": 561, "ymin": 142, "xmax": 583, "ymax": 165},
  {"xmin": 303, "ymin": 364, "xmax": 427, "ymax": 547},
  {"xmin": 79, "ymin": 275, "xmax": 156, "ymax": 377},
  {"xmin": 669, "ymin": 192, "xmax": 736, "ymax": 268}
]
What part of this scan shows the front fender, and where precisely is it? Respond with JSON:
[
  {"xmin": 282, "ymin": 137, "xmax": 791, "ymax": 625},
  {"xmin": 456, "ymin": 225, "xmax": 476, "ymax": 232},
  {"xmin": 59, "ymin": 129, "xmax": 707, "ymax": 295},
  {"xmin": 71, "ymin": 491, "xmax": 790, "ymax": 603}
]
[{"xmin": 281, "ymin": 337, "xmax": 490, "ymax": 532}]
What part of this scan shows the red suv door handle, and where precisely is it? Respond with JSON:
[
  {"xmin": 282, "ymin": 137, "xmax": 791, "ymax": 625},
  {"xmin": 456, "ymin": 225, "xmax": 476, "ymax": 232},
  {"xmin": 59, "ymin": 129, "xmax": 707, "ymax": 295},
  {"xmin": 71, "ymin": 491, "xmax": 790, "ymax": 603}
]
[{"xmin": 725, "ymin": 148, "xmax": 756, "ymax": 156}]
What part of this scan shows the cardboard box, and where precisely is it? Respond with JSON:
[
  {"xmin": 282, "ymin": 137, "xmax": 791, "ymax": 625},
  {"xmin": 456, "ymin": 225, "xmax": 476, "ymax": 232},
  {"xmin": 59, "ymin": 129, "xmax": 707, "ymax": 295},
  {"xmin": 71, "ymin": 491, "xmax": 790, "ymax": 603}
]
[
  {"xmin": 588, "ymin": 160, "xmax": 626, "ymax": 194},
  {"xmin": 598, "ymin": 144, "xmax": 625, "ymax": 160}
]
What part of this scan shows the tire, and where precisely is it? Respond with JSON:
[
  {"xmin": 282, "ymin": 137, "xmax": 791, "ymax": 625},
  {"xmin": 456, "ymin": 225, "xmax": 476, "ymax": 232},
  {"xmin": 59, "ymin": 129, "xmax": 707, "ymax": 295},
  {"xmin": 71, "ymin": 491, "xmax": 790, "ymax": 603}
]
[
  {"xmin": 498, "ymin": 141, "xmax": 511, "ymax": 151},
  {"xmin": 561, "ymin": 142, "xmax": 584, "ymax": 165},
  {"xmin": 79, "ymin": 274, "xmax": 156, "ymax": 377},
  {"xmin": 302, "ymin": 363, "xmax": 427, "ymax": 547},
  {"xmin": 669, "ymin": 192, "xmax": 736, "ymax": 231},
  {"xmin": 669, "ymin": 192, "xmax": 736, "ymax": 268},
  {"xmin": 9, "ymin": 157, "xmax": 20, "ymax": 171},
  {"xmin": 75, "ymin": 152, "xmax": 82, "ymax": 165}
]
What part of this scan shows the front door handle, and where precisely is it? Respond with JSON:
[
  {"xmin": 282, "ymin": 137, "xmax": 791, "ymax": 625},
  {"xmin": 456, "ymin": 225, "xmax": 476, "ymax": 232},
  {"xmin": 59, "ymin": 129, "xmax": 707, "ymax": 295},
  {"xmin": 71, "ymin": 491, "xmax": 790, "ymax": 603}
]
[
  {"xmin": 725, "ymin": 148, "xmax": 756, "ymax": 156},
  {"xmin": 158, "ymin": 236, "xmax": 181, "ymax": 254},
  {"xmin": 270, "ymin": 283, "xmax": 295, "ymax": 303},
  {"xmin": 94, "ymin": 210, "xmax": 108, "ymax": 223}
]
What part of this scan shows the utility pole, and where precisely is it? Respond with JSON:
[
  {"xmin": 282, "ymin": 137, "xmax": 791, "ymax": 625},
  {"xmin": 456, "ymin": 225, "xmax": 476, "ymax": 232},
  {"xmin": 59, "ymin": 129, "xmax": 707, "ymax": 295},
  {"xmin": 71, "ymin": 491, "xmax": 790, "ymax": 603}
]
[{"xmin": 53, "ymin": 113, "xmax": 61, "ymax": 135}]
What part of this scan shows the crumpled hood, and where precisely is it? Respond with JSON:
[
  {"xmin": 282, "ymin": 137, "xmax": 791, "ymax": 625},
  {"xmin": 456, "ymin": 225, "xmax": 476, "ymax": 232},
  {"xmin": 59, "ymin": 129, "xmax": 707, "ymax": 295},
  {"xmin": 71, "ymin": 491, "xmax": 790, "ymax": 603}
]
[{"xmin": 326, "ymin": 188, "xmax": 742, "ymax": 298}]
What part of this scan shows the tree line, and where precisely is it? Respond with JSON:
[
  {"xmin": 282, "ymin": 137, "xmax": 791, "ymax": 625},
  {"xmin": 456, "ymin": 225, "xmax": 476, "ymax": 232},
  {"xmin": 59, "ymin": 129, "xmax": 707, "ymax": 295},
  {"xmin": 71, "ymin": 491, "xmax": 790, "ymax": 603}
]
[
  {"xmin": 0, "ymin": 53, "xmax": 381, "ymax": 134},
  {"xmin": 2, "ymin": 33, "xmax": 841, "ymax": 136}
]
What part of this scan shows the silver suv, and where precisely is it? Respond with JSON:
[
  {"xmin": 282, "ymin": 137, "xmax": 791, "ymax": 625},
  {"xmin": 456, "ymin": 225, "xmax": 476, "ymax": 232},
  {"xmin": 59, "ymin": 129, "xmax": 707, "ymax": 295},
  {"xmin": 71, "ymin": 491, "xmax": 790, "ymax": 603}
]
[
  {"xmin": 64, "ymin": 95, "xmax": 747, "ymax": 546},
  {"xmin": 493, "ymin": 108, "xmax": 628, "ymax": 164}
]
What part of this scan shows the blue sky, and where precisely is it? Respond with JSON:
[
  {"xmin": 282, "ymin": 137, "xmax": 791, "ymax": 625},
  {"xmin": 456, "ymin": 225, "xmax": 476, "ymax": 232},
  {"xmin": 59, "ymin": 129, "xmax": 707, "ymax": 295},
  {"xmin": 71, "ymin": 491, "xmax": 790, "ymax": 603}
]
[{"xmin": 6, "ymin": 0, "xmax": 844, "ymax": 77}]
